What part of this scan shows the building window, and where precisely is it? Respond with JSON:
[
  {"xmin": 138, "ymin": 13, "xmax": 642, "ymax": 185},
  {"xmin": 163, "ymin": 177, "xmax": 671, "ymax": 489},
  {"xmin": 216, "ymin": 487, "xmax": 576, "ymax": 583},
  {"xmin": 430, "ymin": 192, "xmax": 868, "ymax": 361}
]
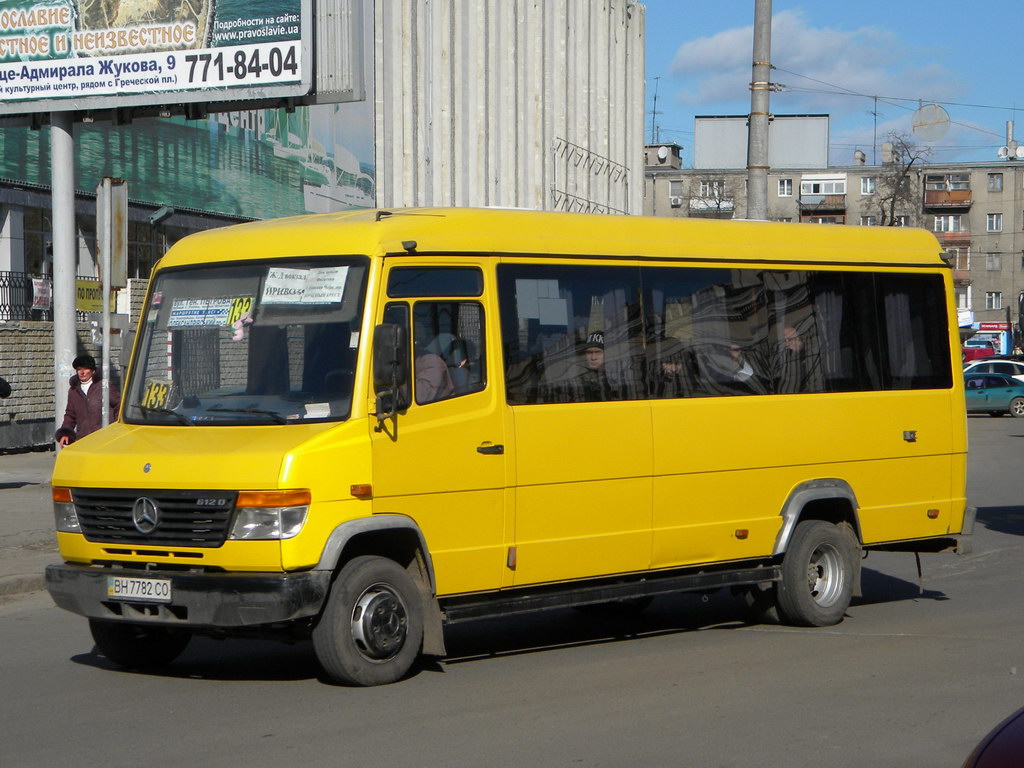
[
  {"xmin": 806, "ymin": 216, "xmax": 843, "ymax": 224},
  {"xmin": 988, "ymin": 173, "xmax": 1003, "ymax": 193},
  {"xmin": 925, "ymin": 173, "xmax": 970, "ymax": 191},
  {"xmin": 986, "ymin": 291, "xmax": 1003, "ymax": 310},
  {"xmin": 669, "ymin": 180, "xmax": 683, "ymax": 196},
  {"xmin": 986, "ymin": 253, "xmax": 1002, "ymax": 271},
  {"xmin": 860, "ymin": 215, "xmax": 877, "ymax": 226},
  {"xmin": 699, "ymin": 180, "xmax": 722, "ymax": 198},
  {"xmin": 801, "ymin": 179, "xmax": 846, "ymax": 195},
  {"xmin": 987, "ymin": 213, "xmax": 1003, "ymax": 232},
  {"xmin": 860, "ymin": 177, "xmax": 876, "ymax": 195},
  {"xmin": 933, "ymin": 215, "xmax": 964, "ymax": 233},
  {"xmin": 771, "ymin": 216, "xmax": 793, "ymax": 223},
  {"xmin": 778, "ymin": 178, "xmax": 793, "ymax": 197},
  {"xmin": 955, "ymin": 285, "xmax": 970, "ymax": 310},
  {"xmin": 894, "ymin": 215, "xmax": 910, "ymax": 227},
  {"xmin": 947, "ymin": 248, "xmax": 970, "ymax": 270}
]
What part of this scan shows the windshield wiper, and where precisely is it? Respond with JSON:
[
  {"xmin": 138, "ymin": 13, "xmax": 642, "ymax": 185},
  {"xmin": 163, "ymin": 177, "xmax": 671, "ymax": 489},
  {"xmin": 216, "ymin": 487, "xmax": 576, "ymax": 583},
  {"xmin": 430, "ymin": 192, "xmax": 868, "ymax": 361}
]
[
  {"xmin": 206, "ymin": 405, "xmax": 287, "ymax": 424},
  {"xmin": 137, "ymin": 405, "xmax": 193, "ymax": 426}
]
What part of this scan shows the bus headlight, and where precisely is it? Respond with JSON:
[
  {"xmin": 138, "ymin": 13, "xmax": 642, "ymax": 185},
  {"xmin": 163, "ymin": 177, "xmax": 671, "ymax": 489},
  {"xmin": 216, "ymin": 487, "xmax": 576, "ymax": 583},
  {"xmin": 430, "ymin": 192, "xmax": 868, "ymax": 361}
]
[
  {"xmin": 229, "ymin": 490, "xmax": 310, "ymax": 540},
  {"xmin": 53, "ymin": 487, "xmax": 81, "ymax": 533}
]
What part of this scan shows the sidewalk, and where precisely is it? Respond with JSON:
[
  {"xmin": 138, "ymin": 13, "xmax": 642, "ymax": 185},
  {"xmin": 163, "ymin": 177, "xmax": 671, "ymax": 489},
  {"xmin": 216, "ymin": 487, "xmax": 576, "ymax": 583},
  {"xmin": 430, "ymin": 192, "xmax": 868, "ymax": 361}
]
[{"xmin": 0, "ymin": 449, "xmax": 59, "ymax": 598}]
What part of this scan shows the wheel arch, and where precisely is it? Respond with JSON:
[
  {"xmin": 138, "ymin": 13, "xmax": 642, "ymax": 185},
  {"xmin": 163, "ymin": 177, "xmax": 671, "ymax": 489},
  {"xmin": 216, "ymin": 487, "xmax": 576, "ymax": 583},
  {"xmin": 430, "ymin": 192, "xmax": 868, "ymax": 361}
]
[
  {"xmin": 315, "ymin": 515, "xmax": 445, "ymax": 657},
  {"xmin": 772, "ymin": 478, "xmax": 862, "ymax": 557}
]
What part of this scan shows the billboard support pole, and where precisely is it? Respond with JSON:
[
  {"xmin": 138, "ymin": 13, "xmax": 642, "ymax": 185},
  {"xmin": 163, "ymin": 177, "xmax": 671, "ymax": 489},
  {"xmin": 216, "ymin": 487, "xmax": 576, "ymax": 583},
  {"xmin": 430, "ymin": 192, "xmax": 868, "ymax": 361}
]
[
  {"xmin": 98, "ymin": 178, "xmax": 112, "ymax": 428},
  {"xmin": 51, "ymin": 111, "xmax": 76, "ymax": 444}
]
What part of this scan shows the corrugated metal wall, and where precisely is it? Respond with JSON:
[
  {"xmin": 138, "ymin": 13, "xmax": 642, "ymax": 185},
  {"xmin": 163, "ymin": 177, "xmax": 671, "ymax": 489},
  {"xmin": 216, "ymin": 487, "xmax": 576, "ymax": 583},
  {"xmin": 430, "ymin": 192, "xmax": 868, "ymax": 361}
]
[{"xmin": 373, "ymin": 0, "xmax": 645, "ymax": 215}]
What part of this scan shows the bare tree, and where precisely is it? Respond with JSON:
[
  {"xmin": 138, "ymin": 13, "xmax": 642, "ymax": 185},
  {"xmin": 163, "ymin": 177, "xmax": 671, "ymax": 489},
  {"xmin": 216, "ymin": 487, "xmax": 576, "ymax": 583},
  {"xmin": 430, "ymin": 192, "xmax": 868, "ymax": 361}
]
[{"xmin": 875, "ymin": 132, "xmax": 932, "ymax": 226}]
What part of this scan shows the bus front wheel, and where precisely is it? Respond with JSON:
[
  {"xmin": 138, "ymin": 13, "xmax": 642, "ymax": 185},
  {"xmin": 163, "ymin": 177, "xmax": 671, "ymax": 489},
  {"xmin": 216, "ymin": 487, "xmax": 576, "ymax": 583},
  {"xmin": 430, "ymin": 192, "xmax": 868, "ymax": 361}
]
[
  {"xmin": 776, "ymin": 520, "xmax": 855, "ymax": 627},
  {"xmin": 313, "ymin": 556, "xmax": 424, "ymax": 686}
]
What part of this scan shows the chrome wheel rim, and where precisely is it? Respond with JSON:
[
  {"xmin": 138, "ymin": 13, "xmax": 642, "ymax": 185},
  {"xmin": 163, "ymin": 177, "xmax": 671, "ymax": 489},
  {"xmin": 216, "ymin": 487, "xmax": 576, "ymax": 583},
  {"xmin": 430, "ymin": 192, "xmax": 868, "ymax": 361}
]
[
  {"xmin": 350, "ymin": 583, "xmax": 408, "ymax": 661},
  {"xmin": 806, "ymin": 543, "xmax": 844, "ymax": 607}
]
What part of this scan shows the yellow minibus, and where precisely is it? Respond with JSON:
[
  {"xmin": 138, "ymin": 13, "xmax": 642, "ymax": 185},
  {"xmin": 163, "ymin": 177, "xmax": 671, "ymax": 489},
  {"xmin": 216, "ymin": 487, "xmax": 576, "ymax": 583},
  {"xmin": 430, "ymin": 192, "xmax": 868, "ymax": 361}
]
[{"xmin": 46, "ymin": 208, "xmax": 972, "ymax": 685}]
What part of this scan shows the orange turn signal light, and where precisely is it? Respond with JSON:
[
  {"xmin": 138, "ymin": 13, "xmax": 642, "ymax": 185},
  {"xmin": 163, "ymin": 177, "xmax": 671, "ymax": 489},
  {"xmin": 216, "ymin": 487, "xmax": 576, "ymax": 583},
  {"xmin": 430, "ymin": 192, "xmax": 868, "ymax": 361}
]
[
  {"xmin": 350, "ymin": 484, "xmax": 373, "ymax": 499},
  {"xmin": 734, "ymin": 529, "xmax": 749, "ymax": 540},
  {"xmin": 926, "ymin": 509, "xmax": 940, "ymax": 519},
  {"xmin": 52, "ymin": 487, "xmax": 72, "ymax": 503},
  {"xmin": 236, "ymin": 490, "xmax": 311, "ymax": 508}
]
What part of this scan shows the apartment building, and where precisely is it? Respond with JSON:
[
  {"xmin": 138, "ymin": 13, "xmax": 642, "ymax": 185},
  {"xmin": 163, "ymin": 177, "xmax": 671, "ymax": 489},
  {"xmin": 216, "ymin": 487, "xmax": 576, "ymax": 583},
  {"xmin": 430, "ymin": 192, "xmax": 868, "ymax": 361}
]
[{"xmin": 645, "ymin": 142, "xmax": 1024, "ymax": 329}]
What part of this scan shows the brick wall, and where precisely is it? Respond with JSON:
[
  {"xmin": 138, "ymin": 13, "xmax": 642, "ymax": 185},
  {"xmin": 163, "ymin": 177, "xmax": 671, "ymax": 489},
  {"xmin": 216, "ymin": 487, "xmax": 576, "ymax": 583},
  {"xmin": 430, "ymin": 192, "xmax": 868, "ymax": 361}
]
[{"xmin": 0, "ymin": 278, "xmax": 149, "ymax": 451}]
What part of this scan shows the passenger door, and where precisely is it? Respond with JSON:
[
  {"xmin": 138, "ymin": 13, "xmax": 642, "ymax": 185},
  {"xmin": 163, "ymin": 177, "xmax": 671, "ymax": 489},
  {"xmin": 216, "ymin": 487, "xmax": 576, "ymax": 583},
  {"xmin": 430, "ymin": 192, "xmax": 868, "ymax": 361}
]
[
  {"xmin": 497, "ymin": 262, "xmax": 653, "ymax": 587},
  {"xmin": 370, "ymin": 261, "xmax": 511, "ymax": 596}
]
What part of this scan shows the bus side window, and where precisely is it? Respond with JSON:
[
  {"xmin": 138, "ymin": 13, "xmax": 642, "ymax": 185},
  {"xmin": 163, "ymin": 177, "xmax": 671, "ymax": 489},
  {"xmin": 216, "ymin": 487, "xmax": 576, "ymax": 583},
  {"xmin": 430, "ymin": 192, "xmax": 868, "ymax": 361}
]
[{"xmin": 412, "ymin": 301, "xmax": 486, "ymax": 405}]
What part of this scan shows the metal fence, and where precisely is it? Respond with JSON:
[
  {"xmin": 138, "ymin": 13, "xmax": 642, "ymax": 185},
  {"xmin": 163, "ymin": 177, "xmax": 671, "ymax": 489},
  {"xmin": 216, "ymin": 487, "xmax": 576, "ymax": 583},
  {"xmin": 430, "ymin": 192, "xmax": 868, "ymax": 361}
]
[{"xmin": 0, "ymin": 271, "xmax": 95, "ymax": 321}]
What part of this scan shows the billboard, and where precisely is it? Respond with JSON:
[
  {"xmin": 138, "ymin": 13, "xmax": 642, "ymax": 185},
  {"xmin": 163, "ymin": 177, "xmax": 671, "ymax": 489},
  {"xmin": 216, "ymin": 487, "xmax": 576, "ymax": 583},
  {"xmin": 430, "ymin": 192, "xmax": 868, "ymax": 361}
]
[
  {"xmin": 0, "ymin": 0, "xmax": 312, "ymax": 115},
  {"xmin": 0, "ymin": 0, "xmax": 373, "ymax": 220}
]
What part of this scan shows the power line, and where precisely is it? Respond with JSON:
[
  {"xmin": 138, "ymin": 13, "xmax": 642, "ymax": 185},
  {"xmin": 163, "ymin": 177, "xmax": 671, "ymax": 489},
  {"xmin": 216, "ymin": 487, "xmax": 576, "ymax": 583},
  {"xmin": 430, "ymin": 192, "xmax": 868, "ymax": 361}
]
[{"xmin": 772, "ymin": 67, "xmax": 1014, "ymax": 141}]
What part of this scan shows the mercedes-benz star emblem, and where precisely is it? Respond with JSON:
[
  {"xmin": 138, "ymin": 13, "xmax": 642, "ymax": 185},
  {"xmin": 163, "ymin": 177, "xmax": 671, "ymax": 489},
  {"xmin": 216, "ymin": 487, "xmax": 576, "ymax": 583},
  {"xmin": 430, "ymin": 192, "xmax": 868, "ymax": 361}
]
[{"xmin": 131, "ymin": 497, "xmax": 160, "ymax": 535}]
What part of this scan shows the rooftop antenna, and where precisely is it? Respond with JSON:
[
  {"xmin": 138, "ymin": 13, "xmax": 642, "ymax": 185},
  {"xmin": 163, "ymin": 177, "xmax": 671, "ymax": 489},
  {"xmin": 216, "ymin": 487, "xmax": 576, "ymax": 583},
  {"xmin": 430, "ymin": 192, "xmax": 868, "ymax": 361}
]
[{"xmin": 649, "ymin": 76, "xmax": 662, "ymax": 143}]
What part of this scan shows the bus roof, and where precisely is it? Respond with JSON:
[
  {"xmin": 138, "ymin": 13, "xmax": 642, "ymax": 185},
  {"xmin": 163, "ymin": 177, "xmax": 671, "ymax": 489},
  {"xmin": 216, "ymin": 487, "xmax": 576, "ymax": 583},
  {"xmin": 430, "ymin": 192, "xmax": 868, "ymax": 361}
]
[{"xmin": 159, "ymin": 208, "xmax": 947, "ymax": 270}]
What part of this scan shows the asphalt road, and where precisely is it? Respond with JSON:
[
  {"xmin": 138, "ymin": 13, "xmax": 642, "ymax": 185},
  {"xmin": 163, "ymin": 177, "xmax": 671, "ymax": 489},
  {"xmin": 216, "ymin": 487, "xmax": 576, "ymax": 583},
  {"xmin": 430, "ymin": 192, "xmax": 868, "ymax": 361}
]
[{"xmin": 1, "ymin": 416, "xmax": 1022, "ymax": 768}]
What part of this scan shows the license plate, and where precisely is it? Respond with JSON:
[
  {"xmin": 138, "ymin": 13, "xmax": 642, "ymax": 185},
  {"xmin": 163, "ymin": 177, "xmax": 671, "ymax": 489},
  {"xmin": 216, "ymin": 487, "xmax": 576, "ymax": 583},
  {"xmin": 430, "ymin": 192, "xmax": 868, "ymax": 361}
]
[{"xmin": 107, "ymin": 576, "xmax": 172, "ymax": 603}]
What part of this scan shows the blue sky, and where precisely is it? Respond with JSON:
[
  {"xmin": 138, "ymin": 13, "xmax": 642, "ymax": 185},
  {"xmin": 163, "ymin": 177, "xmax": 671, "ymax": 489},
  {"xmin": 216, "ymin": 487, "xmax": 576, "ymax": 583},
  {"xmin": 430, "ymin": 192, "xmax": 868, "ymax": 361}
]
[{"xmin": 642, "ymin": 1, "xmax": 1022, "ymax": 166}]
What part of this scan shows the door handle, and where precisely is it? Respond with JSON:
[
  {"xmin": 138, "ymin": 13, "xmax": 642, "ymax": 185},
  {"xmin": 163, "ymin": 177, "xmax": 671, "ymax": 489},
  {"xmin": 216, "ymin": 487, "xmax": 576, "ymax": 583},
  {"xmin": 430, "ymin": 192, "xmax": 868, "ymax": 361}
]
[{"xmin": 477, "ymin": 443, "xmax": 504, "ymax": 455}]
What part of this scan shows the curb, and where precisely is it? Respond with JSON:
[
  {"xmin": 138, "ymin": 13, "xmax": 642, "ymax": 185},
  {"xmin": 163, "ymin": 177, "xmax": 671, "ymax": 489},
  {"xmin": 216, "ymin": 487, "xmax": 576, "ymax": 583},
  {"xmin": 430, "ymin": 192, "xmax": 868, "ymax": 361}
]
[{"xmin": 0, "ymin": 572, "xmax": 46, "ymax": 597}]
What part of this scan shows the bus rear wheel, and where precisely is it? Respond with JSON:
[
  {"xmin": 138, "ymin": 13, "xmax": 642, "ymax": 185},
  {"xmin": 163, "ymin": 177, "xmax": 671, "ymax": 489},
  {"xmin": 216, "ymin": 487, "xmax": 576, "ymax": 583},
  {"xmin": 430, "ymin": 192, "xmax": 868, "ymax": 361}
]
[
  {"xmin": 89, "ymin": 619, "xmax": 191, "ymax": 668},
  {"xmin": 776, "ymin": 520, "xmax": 855, "ymax": 627},
  {"xmin": 313, "ymin": 556, "xmax": 423, "ymax": 686}
]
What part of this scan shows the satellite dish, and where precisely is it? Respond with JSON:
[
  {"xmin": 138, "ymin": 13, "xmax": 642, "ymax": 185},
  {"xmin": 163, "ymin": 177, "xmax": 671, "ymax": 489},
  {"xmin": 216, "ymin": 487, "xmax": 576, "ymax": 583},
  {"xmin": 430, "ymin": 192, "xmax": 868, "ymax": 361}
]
[
  {"xmin": 912, "ymin": 103, "xmax": 950, "ymax": 142},
  {"xmin": 657, "ymin": 145, "xmax": 669, "ymax": 162},
  {"xmin": 1017, "ymin": 146, "xmax": 1024, "ymax": 160},
  {"xmin": 998, "ymin": 146, "xmax": 1010, "ymax": 159}
]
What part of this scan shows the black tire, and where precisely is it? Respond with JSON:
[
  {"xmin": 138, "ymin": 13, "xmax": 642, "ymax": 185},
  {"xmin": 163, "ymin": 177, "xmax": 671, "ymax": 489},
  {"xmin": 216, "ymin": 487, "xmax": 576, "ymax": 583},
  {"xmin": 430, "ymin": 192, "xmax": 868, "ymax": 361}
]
[
  {"xmin": 1010, "ymin": 397, "xmax": 1024, "ymax": 418},
  {"xmin": 89, "ymin": 620, "xmax": 191, "ymax": 668},
  {"xmin": 776, "ymin": 520, "xmax": 855, "ymax": 627},
  {"xmin": 313, "ymin": 556, "xmax": 423, "ymax": 686}
]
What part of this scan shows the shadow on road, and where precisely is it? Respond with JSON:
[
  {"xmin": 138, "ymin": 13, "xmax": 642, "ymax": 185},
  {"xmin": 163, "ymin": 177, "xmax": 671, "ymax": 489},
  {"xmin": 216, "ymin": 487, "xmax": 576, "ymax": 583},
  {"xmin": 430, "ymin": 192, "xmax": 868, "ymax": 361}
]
[
  {"xmin": 852, "ymin": 566, "xmax": 947, "ymax": 606},
  {"xmin": 0, "ymin": 481, "xmax": 39, "ymax": 490},
  {"xmin": 71, "ymin": 638, "xmax": 321, "ymax": 682},
  {"xmin": 66, "ymin": 569, "xmax": 951, "ymax": 682},
  {"xmin": 975, "ymin": 506, "xmax": 1024, "ymax": 536}
]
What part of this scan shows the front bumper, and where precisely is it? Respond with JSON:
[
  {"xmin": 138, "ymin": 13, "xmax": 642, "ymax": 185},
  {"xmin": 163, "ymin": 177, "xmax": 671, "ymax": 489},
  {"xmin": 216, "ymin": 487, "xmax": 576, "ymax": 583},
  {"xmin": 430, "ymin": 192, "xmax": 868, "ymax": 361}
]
[{"xmin": 45, "ymin": 563, "xmax": 331, "ymax": 628}]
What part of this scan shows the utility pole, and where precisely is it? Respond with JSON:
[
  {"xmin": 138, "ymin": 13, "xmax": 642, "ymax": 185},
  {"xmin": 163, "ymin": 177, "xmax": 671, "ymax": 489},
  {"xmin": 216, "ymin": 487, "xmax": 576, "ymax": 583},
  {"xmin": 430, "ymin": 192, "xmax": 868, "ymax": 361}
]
[{"xmin": 746, "ymin": 0, "xmax": 772, "ymax": 221}]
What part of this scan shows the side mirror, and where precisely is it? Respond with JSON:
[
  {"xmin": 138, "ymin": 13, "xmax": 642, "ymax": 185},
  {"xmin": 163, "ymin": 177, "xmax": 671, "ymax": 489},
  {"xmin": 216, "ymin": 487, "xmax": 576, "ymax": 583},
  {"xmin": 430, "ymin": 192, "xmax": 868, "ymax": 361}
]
[
  {"xmin": 372, "ymin": 323, "xmax": 409, "ymax": 427},
  {"xmin": 373, "ymin": 323, "xmax": 409, "ymax": 392}
]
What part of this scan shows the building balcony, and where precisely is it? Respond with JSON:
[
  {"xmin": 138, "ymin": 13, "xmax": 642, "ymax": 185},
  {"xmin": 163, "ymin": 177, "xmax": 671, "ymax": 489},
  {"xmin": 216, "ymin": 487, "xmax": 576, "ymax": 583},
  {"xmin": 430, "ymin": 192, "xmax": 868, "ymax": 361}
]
[
  {"xmin": 953, "ymin": 270, "xmax": 972, "ymax": 284},
  {"xmin": 934, "ymin": 230, "xmax": 971, "ymax": 247},
  {"xmin": 798, "ymin": 193, "xmax": 846, "ymax": 211},
  {"xmin": 689, "ymin": 197, "xmax": 734, "ymax": 212},
  {"xmin": 923, "ymin": 189, "xmax": 972, "ymax": 208}
]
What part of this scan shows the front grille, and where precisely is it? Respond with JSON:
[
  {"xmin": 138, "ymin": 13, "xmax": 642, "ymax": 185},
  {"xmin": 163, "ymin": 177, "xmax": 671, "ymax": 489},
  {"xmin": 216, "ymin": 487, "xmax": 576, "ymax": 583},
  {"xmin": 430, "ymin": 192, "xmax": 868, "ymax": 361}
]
[{"xmin": 73, "ymin": 488, "xmax": 237, "ymax": 548}]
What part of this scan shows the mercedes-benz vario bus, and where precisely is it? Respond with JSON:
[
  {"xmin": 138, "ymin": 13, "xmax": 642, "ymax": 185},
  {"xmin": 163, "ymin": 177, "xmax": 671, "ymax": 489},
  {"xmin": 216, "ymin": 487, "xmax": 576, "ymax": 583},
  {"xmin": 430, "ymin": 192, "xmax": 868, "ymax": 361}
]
[{"xmin": 46, "ymin": 208, "xmax": 972, "ymax": 685}]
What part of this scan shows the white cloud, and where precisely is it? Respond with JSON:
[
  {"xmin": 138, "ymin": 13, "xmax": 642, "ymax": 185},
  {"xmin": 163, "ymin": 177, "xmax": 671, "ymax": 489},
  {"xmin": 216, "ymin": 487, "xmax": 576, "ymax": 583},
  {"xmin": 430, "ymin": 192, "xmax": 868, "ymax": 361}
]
[{"xmin": 668, "ymin": 9, "xmax": 964, "ymax": 119}]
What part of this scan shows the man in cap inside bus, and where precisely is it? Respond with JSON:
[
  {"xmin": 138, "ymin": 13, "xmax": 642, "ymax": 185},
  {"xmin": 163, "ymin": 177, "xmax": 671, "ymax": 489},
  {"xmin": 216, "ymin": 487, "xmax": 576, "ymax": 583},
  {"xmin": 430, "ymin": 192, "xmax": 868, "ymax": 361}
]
[{"xmin": 573, "ymin": 330, "xmax": 618, "ymax": 401}]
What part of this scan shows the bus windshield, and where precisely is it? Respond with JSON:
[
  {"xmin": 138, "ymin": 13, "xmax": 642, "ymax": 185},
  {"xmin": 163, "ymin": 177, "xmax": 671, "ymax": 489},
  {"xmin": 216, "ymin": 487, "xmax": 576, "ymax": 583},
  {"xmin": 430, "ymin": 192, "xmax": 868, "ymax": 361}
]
[{"xmin": 124, "ymin": 257, "xmax": 368, "ymax": 426}]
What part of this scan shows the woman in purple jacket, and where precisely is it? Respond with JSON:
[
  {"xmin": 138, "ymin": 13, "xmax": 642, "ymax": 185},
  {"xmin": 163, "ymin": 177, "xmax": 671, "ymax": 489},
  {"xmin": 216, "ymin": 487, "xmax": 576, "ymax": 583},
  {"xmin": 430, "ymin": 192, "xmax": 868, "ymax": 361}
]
[{"xmin": 55, "ymin": 355, "xmax": 121, "ymax": 446}]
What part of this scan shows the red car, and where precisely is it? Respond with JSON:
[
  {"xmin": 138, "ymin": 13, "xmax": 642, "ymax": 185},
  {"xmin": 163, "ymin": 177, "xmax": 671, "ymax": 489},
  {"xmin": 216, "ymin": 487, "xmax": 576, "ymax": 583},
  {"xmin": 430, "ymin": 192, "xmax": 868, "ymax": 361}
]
[{"xmin": 962, "ymin": 341, "xmax": 999, "ymax": 362}]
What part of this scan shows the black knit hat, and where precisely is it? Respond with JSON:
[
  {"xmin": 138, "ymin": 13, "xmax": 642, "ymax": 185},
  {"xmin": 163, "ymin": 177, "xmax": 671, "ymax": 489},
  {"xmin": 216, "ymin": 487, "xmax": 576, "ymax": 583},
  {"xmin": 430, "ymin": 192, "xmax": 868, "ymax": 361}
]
[{"xmin": 72, "ymin": 354, "xmax": 96, "ymax": 370}]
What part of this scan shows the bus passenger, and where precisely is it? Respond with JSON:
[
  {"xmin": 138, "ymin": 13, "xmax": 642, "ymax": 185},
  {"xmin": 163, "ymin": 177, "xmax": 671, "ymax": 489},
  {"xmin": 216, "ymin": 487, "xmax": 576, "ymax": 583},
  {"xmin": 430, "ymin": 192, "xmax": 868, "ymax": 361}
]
[
  {"xmin": 415, "ymin": 346, "xmax": 454, "ymax": 403},
  {"xmin": 570, "ymin": 331, "xmax": 620, "ymax": 401}
]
